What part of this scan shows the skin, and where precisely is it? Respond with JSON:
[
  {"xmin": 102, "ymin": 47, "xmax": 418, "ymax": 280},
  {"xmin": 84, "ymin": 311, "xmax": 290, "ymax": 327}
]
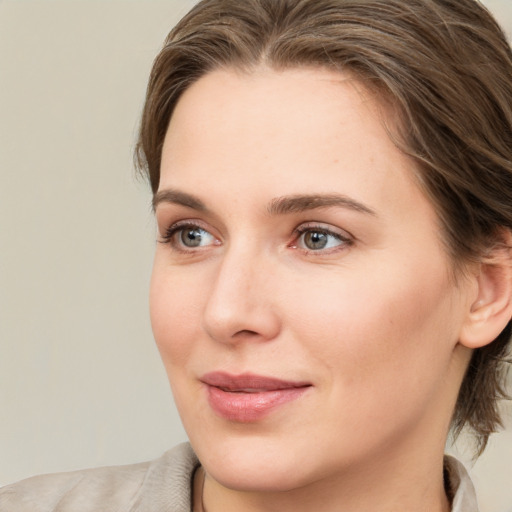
[{"xmin": 150, "ymin": 67, "xmax": 479, "ymax": 512}]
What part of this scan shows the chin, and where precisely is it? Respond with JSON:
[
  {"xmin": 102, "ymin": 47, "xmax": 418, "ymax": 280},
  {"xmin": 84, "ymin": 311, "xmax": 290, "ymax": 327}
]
[
  {"xmin": 189, "ymin": 429, "xmax": 334, "ymax": 493},
  {"xmin": 205, "ymin": 455, "xmax": 308, "ymax": 492}
]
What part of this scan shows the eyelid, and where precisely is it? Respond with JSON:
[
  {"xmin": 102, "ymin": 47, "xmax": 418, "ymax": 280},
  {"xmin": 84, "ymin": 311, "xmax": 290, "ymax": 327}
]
[{"xmin": 293, "ymin": 221, "xmax": 353, "ymax": 238}]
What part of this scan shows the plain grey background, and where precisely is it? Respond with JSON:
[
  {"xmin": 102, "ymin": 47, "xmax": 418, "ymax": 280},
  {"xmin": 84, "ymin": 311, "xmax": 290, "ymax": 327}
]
[{"xmin": 1, "ymin": 1, "xmax": 511, "ymax": 511}]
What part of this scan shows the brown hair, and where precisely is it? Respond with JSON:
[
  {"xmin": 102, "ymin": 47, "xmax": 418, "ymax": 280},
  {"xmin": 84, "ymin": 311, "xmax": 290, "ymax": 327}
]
[{"xmin": 136, "ymin": 0, "xmax": 512, "ymax": 454}]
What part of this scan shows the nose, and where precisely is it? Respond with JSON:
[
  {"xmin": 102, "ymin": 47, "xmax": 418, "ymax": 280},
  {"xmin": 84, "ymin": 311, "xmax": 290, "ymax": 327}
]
[{"xmin": 202, "ymin": 245, "xmax": 281, "ymax": 345}]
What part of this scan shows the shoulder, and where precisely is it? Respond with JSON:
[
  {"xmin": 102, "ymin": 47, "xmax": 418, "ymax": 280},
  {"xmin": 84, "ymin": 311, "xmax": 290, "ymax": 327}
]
[
  {"xmin": 0, "ymin": 443, "xmax": 199, "ymax": 512},
  {"xmin": 0, "ymin": 461, "xmax": 150, "ymax": 512}
]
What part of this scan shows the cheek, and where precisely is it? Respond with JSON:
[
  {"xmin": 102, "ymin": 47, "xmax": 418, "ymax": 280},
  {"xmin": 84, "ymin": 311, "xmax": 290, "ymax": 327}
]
[
  {"xmin": 149, "ymin": 259, "xmax": 203, "ymax": 369},
  {"xmin": 289, "ymin": 256, "xmax": 459, "ymax": 397},
  {"xmin": 282, "ymin": 261, "xmax": 461, "ymax": 453}
]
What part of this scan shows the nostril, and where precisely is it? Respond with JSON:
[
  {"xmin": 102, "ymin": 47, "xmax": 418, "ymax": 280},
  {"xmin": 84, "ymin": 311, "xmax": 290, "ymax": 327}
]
[{"xmin": 233, "ymin": 329, "xmax": 259, "ymax": 338}]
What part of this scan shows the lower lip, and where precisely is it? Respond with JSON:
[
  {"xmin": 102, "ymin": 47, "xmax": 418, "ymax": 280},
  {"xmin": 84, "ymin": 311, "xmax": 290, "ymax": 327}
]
[{"xmin": 205, "ymin": 385, "xmax": 309, "ymax": 422}]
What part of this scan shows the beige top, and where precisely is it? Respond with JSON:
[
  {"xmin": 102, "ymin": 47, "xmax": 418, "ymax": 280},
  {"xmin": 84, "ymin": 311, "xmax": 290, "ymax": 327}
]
[{"xmin": 0, "ymin": 443, "xmax": 479, "ymax": 511}]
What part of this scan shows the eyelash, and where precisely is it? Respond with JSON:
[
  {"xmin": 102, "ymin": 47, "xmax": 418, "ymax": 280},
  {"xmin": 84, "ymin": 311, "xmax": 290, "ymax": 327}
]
[
  {"xmin": 158, "ymin": 221, "xmax": 353, "ymax": 255},
  {"xmin": 159, "ymin": 221, "xmax": 217, "ymax": 252}
]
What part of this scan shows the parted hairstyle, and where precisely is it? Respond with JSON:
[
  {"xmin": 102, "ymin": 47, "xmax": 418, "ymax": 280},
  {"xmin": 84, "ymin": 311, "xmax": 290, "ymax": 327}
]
[{"xmin": 136, "ymin": 0, "xmax": 512, "ymax": 454}]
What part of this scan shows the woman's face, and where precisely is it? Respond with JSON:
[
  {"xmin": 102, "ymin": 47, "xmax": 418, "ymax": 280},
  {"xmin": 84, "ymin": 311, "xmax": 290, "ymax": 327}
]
[{"xmin": 151, "ymin": 67, "xmax": 474, "ymax": 491}]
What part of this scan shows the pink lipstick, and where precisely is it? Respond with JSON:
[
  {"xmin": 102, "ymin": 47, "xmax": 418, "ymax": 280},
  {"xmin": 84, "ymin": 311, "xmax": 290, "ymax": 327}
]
[{"xmin": 201, "ymin": 372, "xmax": 311, "ymax": 422}]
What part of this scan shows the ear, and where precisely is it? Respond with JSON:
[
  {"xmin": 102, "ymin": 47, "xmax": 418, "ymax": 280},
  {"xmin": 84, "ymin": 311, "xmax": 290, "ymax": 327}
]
[{"xmin": 459, "ymin": 236, "xmax": 512, "ymax": 349}]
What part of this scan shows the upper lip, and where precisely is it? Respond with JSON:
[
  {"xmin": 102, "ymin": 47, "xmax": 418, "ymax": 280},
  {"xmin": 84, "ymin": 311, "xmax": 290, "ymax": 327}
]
[{"xmin": 201, "ymin": 372, "xmax": 312, "ymax": 392}]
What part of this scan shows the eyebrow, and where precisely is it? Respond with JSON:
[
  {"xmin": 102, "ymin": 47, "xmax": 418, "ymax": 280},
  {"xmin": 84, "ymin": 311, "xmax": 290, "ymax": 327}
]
[
  {"xmin": 153, "ymin": 189, "xmax": 376, "ymax": 217},
  {"xmin": 152, "ymin": 189, "xmax": 208, "ymax": 212},
  {"xmin": 267, "ymin": 194, "xmax": 377, "ymax": 216}
]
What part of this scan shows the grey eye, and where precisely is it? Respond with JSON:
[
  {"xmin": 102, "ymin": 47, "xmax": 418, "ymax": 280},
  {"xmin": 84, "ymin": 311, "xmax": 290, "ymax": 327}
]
[
  {"xmin": 303, "ymin": 231, "xmax": 329, "ymax": 250},
  {"xmin": 180, "ymin": 228, "xmax": 210, "ymax": 247},
  {"xmin": 296, "ymin": 228, "xmax": 347, "ymax": 251}
]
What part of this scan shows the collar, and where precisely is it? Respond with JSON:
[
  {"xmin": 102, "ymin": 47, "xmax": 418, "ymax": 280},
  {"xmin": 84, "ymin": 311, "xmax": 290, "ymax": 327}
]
[{"xmin": 444, "ymin": 455, "xmax": 479, "ymax": 512}]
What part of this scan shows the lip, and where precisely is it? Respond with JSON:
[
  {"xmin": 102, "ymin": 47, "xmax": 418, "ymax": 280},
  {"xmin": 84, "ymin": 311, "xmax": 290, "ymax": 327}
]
[{"xmin": 201, "ymin": 372, "xmax": 312, "ymax": 422}]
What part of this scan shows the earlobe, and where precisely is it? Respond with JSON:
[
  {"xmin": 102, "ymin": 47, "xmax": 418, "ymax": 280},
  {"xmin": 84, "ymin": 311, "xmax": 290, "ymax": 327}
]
[{"xmin": 460, "ymin": 240, "xmax": 512, "ymax": 349}]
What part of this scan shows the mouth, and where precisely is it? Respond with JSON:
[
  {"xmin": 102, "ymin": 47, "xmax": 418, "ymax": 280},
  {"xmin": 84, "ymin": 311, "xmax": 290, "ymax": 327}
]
[{"xmin": 200, "ymin": 372, "xmax": 312, "ymax": 422}]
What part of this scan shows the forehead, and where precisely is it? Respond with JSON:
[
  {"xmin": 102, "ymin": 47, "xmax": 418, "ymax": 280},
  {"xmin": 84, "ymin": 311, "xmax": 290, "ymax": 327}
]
[
  {"xmin": 161, "ymin": 67, "xmax": 421, "ymax": 211},
  {"xmin": 166, "ymin": 68, "xmax": 390, "ymax": 168}
]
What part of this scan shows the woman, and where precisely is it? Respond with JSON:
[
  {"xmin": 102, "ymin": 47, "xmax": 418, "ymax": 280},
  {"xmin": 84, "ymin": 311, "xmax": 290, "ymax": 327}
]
[{"xmin": 2, "ymin": 0, "xmax": 511, "ymax": 511}]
